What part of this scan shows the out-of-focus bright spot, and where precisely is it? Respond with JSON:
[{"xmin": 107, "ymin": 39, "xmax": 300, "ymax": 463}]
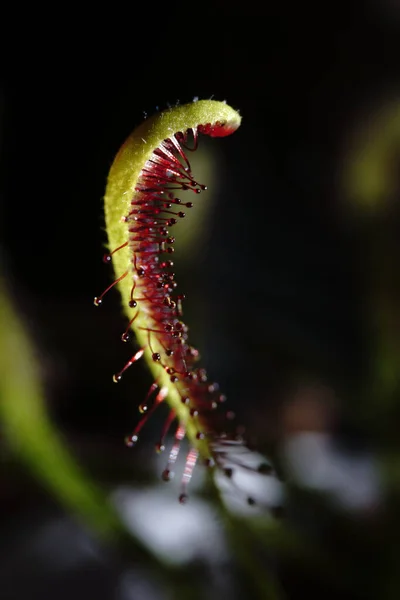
[
  {"xmin": 342, "ymin": 98, "xmax": 400, "ymax": 214},
  {"xmin": 213, "ymin": 443, "xmax": 284, "ymax": 516},
  {"xmin": 111, "ymin": 486, "xmax": 227, "ymax": 565},
  {"xmin": 283, "ymin": 432, "xmax": 382, "ymax": 512}
]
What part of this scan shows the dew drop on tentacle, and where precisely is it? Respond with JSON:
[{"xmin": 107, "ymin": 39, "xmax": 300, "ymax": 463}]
[
  {"xmin": 161, "ymin": 468, "xmax": 174, "ymax": 482},
  {"xmin": 121, "ymin": 312, "xmax": 139, "ymax": 342},
  {"xmin": 112, "ymin": 348, "xmax": 144, "ymax": 383},
  {"xmin": 197, "ymin": 368, "xmax": 208, "ymax": 383},
  {"xmin": 208, "ymin": 382, "xmax": 219, "ymax": 393},
  {"xmin": 125, "ymin": 385, "xmax": 167, "ymax": 447},
  {"xmin": 161, "ymin": 424, "xmax": 186, "ymax": 483},
  {"xmin": 138, "ymin": 384, "xmax": 167, "ymax": 418},
  {"xmin": 94, "ymin": 271, "xmax": 128, "ymax": 306},
  {"xmin": 139, "ymin": 380, "xmax": 159, "ymax": 414},
  {"xmin": 125, "ymin": 434, "xmax": 138, "ymax": 447},
  {"xmin": 179, "ymin": 447, "xmax": 199, "ymax": 503},
  {"xmin": 160, "ymin": 260, "xmax": 174, "ymax": 268},
  {"xmin": 156, "ymin": 409, "xmax": 177, "ymax": 455},
  {"xmin": 103, "ymin": 242, "xmax": 128, "ymax": 264}
]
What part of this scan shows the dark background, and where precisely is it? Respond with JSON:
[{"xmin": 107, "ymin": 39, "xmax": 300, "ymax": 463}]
[{"xmin": 1, "ymin": 5, "xmax": 400, "ymax": 599}]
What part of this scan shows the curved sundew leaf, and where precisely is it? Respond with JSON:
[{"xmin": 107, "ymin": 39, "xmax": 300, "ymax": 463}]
[{"xmin": 101, "ymin": 100, "xmax": 241, "ymax": 481}]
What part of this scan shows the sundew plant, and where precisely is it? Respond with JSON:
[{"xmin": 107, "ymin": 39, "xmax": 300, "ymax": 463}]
[{"xmin": 95, "ymin": 99, "xmax": 278, "ymax": 503}]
